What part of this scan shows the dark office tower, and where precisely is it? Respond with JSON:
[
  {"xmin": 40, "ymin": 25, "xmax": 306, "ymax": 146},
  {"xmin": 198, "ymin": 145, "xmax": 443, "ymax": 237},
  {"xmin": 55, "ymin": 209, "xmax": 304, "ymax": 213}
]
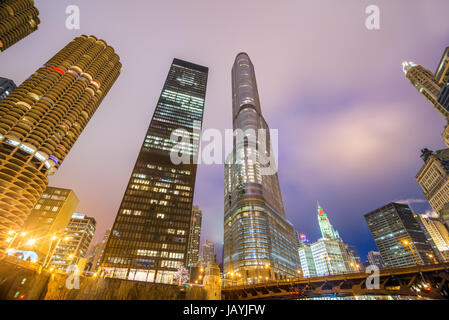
[
  {"xmin": 0, "ymin": 0, "xmax": 40, "ymax": 52},
  {"xmin": 101, "ymin": 59, "xmax": 208, "ymax": 284},
  {"xmin": 224, "ymin": 53, "xmax": 300, "ymax": 285},
  {"xmin": 0, "ymin": 35, "xmax": 121, "ymax": 250},
  {"xmin": 435, "ymin": 47, "xmax": 449, "ymax": 85},
  {"xmin": 364, "ymin": 203, "xmax": 434, "ymax": 268},
  {"xmin": 0, "ymin": 77, "xmax": 16, "ymax": 101},
  {"xmin": 186, "ymin": 205, "xmax": 202, "ymax": 266}
]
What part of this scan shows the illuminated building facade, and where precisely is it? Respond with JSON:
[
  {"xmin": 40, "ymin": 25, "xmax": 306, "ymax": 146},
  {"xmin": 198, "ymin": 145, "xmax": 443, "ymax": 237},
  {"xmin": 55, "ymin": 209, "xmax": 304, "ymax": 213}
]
[
  {"xmin": 317, "ymin": 203, "xmax": 340, "ymax": 240},
  {"xmin": 15, "ymin": 186, "xmax": 78, "ymax": 262},
  {"xmin": 50, "ymin": 213, "xmax": 96, "ymax": 271},
  {"xmin": 101, "ymin": 59, "xmax": 208, "ymax": 284},
  {"xmin": 365, "ymin": 203, "xmax": 434, "ymax": 267},
  {"xmin": 403, "ymin": 48, "xmax": 449, "ymax": 147},
  {"xmin": 311, "ymin": 204, "xmax": 357, "ymax": 276},
  {"xmin": 416, "ymin": 148, "xmax": 449, "ymax": 228},
  {"xmin": 402, "ymin": 61, "xmax": 448, "ymax": 119},
  {"xmin": 0, "ymin": 0, "xmax": 40, "ymax": 52},
  {"xmin": 0, "ymin": 35, "xmax": 121, "ymax": 250},
  {"xmin": 224, "ymin": 53, "xmax": 300, "ymax": 284},
  {"xmin": 347, "ymin": 245, "xmax": 363, "ymax": 270},
  {"xmin": 297, "ymin": 234, "xmax": 316, "ymax": 278},
  {"xmin": 367, "ymin": 251, "xmax": 384, "ymax": 269},
  {"xmin": 186, "ymin": 205, "xmax": 202, "ymax": 266},
  {"xmin": 201, "ymin": 240, "xmax": 216, "ymax": 264},
  {"xmin": 416, "ymin": 214, "xmax": 449, "ymax": 262},
  {"xmin": 0, "ymin": 77, "xmax": 16, "ymax": 101}
]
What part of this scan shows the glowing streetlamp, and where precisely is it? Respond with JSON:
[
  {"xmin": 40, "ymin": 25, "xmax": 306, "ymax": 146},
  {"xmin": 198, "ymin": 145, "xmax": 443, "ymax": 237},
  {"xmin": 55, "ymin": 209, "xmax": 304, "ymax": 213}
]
[
  {"xmin": 402, "ymin": 239, "xmax": 420, "ymax": 265},
  {"xmin": 426, "ymin": 253, "xmax": 438, "ymax": 264}
]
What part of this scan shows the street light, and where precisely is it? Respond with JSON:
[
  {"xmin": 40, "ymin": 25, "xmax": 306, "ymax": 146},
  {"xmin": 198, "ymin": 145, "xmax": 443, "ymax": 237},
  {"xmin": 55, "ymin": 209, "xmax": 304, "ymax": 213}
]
[
  {"xmin": 402, "ymin": 239, "xmax": 420, "ymax": 265},
  {"xmin": 426, "ymin": 253, "xmax": 438, "ymax": 264},
  {"xmin": 4, "ymin": 230, "xmax": 19, "ymax": 252}
]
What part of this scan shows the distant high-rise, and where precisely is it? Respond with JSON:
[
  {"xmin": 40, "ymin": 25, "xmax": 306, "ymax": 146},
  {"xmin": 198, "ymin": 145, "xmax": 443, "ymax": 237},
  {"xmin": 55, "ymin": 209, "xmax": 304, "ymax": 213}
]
[
  {"xmin": 186, "ymin": 205, "xmax": 202, "ymax": 266},
  {"xmin": 0, "ymin": 77, "xmax": 16, "ymax": 101},
  {"xmin": 416, "ymin": 214, "xmax": 449, "ymax": 262},
  {"xmin": 347, "ymin": 245, "xmax": 363, "ymax": 270},
  {"xmin": 365, "ymin": 203, "xmax": 434, "ymax": 267},
  {"xmin": 201, "ymin": 240, "xmax": 216, "ymax": 264},
  {"xmin": 367, "ymin": 251, "xmax": 384, "ymax": 269},
  {"xmin": 0, "ymin": 0, "xmax": 40, "ymax": 52},
  {"xmin": 85, "ymin": 229, "xmax": 111, "ymax": 273},
  {"xmin": 0, "ymin": 35, "xmax": 121, "ymax": 250},
  {"xmin": 224, "ymin": 53, "xmax": 300, "ymax": 284},
  {"xmin": 297, "ymin": 234, "xmax": 316, "ymax": 278},
  {"xmin": 15, "ymin": 186, "xmax": 78, "ymax": 262},
  {"xmin": 101, "ymin": 59, "xmax": 208, "ymax": 284},
  {"xmin": 416, "ymin": 148, "xmax": 449, "ymax": 229},
  {"xmin": 50, "ymin": 213, "xmax": 96, "ymax": 271}
]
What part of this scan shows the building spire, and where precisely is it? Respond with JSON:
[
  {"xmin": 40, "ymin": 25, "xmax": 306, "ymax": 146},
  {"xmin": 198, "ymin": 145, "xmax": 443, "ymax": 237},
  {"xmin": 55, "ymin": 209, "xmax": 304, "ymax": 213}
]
[
  {"xmin": 317, "ymin": 201, "xmax": 326, "ymax": 216},
  {"xmin": 317, "ymin": 202, "xmax": 339, "ymax": 240}
]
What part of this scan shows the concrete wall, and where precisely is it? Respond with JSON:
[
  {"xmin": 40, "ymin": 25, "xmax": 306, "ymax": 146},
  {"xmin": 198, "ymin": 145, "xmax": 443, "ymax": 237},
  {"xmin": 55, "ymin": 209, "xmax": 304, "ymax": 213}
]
[
  {"xmin": 0, "ymin": 258, "xmax": 207, "ymax": 300},
  {"xmin": 0, "ymin": 258, "xmax": 50, "ymax": 299}
]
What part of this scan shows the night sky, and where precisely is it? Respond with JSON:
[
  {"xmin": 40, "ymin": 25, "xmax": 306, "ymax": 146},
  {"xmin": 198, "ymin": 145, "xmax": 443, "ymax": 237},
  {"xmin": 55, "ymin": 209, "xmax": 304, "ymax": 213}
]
[{"xmin": 2, "ymin": 0, "xmax": 449, "ymax": 263}]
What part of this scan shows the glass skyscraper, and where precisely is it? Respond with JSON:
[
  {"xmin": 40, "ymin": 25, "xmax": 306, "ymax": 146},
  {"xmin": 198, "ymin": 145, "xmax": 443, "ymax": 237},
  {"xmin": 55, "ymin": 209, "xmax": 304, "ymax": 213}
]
[
  {"xmin": 186, "ymin": 205, "xmax": 202, "ymax": 267},
  {"xmin": 224, "ymin": 52, "xmax": 300, "ymax": 284},
  {"xmin": 101, "ymin": 59, "xmax": 208, "ymax": 284},
  {"xmin": 365, "ymin": 202, "xmax": 434, "ymax": 267}
]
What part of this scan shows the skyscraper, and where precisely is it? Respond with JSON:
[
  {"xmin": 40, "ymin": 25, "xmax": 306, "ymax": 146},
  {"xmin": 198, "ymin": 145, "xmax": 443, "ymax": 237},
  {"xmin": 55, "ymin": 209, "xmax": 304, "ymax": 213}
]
[
  {"xmin": 365, "ymin": 202, "xmax": 434, "ymax": 267},
  {"xmin": 402, "ymin": 61, "xmax": 448, "ymax": 118},
  {"xmin": 416, "ymin": 148, "xmax": 449, "ymax": 230},
  {"xmin": 317, "ymin": 202, "xmax": 340, "ymax": 240},
  {"xmin": 186, "ymin": 205, "xmax": 202, "ymax": 267},
  {"xmin": 403, "ymin": 48, "xmax": 449, "ymax": 147},
  {"xmin": 347, "ymin": 245, "xmax": 363, "ymax": 270},
  {"xmin": 0, "ymin": 0, "xmax": 40, "ymax": 52},
  {"xmin": 85, "ymin": 229, "xmax": 111, "ymax": 273},
  {"xmin": 0, "ymin": 77, "xmax": 16, "ymax": 101},
  {"xmin": 224, "ymin": 52, "xmax": 300, "ymax": 284},
  {"xmin": 297, "ymin": 234, "xmax": 317, "ymax": 278},
  {"xmin": 50, "ymin": 213, "xmax": 96, "ymax": 271},
  {"xmin": 416, "ymin": 214, "xmax": 449, "ymax": 262},
  {"xmin": 201, "ymin": 240, "xmax": 216, "ymax": 264},
  {"xmin": 101, "ymin": 59, "xmax": 208, "ymax": 284},
  {"xmin": 0, "ymin": 35, "xmax": 121, "ymax": 250},
  {"xmin": 15, "ymin": 186, "xmax": 78, "ymax": 262},
  {"xmin": 435, "ymin": 47, "xmax": 449, "ymax": 86},
  {"xmin": 367, "ymin": 251, "xmax": 384, "ymax": 269},
  {"xmin": 310, "ymin": 204, "xmax": 357, "ymax": 276}
]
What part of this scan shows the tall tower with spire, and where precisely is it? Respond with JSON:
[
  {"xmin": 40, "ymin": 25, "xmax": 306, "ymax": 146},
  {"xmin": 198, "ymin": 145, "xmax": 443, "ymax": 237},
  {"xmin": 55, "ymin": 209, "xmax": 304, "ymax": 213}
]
[
  {"xmin": 317, "ymin": 202, "xmax": 339, "ymax": 240},
  {"xmin": 224, "ymin": 53, "xmax": 300, "ymax": 284}
]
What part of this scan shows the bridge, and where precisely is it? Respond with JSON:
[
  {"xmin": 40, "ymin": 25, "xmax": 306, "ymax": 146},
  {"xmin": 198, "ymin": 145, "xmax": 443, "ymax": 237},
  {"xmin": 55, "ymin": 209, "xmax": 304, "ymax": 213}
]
[{"xmin": 221, "ymin": 263, "xmax": 449, "ymax": 300}]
